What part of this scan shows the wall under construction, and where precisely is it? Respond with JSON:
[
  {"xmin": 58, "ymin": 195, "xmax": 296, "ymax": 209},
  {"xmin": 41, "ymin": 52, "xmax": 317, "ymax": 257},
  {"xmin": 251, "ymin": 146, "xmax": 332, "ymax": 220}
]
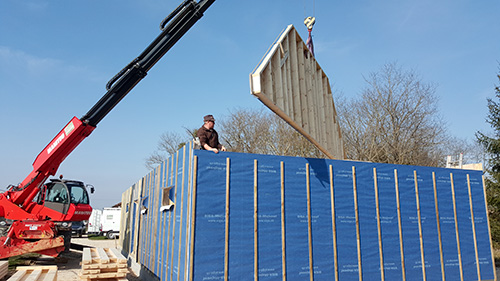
[{"xmin": 120, "ymin": 143, "xmax": 496, "ymax": 281}]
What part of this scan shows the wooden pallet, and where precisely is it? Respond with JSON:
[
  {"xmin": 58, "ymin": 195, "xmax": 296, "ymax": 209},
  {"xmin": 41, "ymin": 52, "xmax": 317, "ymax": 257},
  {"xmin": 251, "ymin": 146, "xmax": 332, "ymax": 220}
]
[
  {"xmin": 0, "ymin": 260, "xmax": 8, "ymax": 279},
  {"xmin": 80, "ymin": 248, "xmax": 128, "ymax": 280},
  {"xmin": 7, "ymin": 265, "xmax": 57, "ymax": 281}
]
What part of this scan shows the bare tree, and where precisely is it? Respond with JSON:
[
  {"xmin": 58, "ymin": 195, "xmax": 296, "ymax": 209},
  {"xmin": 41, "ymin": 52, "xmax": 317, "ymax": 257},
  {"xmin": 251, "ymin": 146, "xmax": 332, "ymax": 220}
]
[
  {"xmin": 337, "ymin": 63, "xmax": 448, "ymax": 166},
  {"xmin": 146, "ymin": 107, "xmax": 329, "ymax": 170},
  {"xmin": 219, "ymin": 108, "xmax": 324, "ymax": 158},
  {"xmin": 145, "ymin": 130, "xmax": 194, "ymax": 170},
  {"xmin": 444, "ymin": 137, "xmax": 488, "ymax": 167}
]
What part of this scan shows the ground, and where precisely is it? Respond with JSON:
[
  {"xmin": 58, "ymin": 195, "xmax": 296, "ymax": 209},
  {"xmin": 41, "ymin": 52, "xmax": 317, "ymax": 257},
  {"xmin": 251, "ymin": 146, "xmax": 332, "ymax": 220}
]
[{"xmin": 4, "ymin": 236, "xmax": 140, "ymax": 281}]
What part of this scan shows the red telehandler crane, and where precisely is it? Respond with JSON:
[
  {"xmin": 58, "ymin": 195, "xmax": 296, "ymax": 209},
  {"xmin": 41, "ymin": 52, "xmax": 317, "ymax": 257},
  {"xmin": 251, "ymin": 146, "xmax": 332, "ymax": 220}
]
[{"xmin": 0, "ymin": 0, "xmax": 215, "ymax": 259}]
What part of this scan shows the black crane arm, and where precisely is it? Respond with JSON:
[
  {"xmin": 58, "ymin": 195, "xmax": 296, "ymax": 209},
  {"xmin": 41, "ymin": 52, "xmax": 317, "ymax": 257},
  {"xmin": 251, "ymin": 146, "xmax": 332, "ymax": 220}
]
[{"xmin": 82, "ymin": 0, "xmax": 215, "ymax": 127}]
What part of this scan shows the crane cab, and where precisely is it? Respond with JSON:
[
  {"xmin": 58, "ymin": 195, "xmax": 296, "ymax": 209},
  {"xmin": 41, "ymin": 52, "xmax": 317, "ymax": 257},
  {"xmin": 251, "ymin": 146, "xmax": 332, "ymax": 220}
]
[
  {"xmin": 44, "ymin": 180, "xmax": 90, "ymax": 214},
  {"xmin": 31, "ymin": 179, "xmax": 93, "ymax": 223}
]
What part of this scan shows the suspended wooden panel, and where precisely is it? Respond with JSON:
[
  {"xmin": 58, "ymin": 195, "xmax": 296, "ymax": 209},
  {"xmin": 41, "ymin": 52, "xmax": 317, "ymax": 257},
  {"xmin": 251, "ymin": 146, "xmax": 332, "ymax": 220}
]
[{"xmin": 250, "ymin": 24, "xmax": 344, "ymax": 159}]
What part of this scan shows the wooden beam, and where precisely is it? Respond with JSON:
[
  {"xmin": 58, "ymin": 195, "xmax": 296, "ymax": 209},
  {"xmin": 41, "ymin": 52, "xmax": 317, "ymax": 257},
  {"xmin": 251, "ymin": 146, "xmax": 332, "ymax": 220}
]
[
  {"xmin": 394, "ymin": 169, "xmax": 406, "ymax": 281},
  {"xmin": 467, "ymin": 174, "xmax": 481, "ymax": 281},
  {"xmin": 280, "ymin": 161, "xmax": 287, "ymax": 281},
  {"xmin": 177, "ymin": 146, "xmax": 188, "ymax": 281},
  {"xmin": 352, "ymin": 166, "xmax": 362, "ymax": 281},
  {"xmin": 306, "ymin": 164, "xmax": 314, "ymax": 281},
  {"xmin": 189, "ymin": 156, "xmax": 198, "ymax": 281},
  {"xmin": 254, "ymin": 160, "xmax": 259, "ymax": 281},
  {"xmin": 432, "ymin": 172, "xmax": 445, "ymax": 281},
  {"xmin": 329, "ymin": 165, "xmax": 338, "ymax": 281},
  {"xmin": 450, "ymin": 173, "xmax": 464, "ymax": 281},
  {"xmin": 414, "ymin": 171, "xmax": 426, "ymax": 281},
  {"xmin": 373, "ymin": 168, "xmax": 384, "ymax": 281},
  {"xmin": 224, "ymin": 158, "xmax": 231, "ymax": 281},
  {"xmin": 482, "ymin": 175, "xmax": 498, "ymax": 281}
]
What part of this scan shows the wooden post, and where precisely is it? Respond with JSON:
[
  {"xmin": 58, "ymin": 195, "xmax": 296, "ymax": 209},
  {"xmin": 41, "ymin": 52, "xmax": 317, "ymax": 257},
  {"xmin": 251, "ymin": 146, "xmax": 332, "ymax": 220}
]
[
  {"xmin": 184, "ymin": 142, "xmax": 194, "ymax": 280},
  {"xmin": 254, "ymin": 159, "xmax": 259, "ymax": 281},
  {"xmin": 144, "ymin": 172, "xmax": 152, "ymax": 266},
  {"xmin": 467, "ymin": 174, "xmax": 481, "ymax": 281},
  {"xmin": 394, "ymin": 169, "xmax": 406, "ymax": 281},
  {"xmin": 177, "ymin": 147, "xmax": 188, "ymax": 281},
  {"xmin": 373, "ymin": 168, "xmax": 384, "ymax": 281},
  {"xmin": 450, "ymin": 173, "xmax": 464, "ymax": 281},
  {"xmin": 329, "ymin": 165, "xmax": 338, "ymax": 281},
  {"xmin": 352, "ymin": 166, "xmax": 362, "ymax": 281},
  {"xmin": 224, "ymin": 158, "xmax": 230, "ymax": 281},
  {"xmin": 189, "ymin": 156, "xmax": 198, "ymax": 281},
  {"xmin": 289, "ymin": 31, "xmax": 303, "ymax": 126},
  {"xmin": 166, "ymin": 156, "xmax": 175, "ymax": 278},
  {"xmin": 482, "ymin": 175, "xmax": 498, "ymax": 281},
  {"xmin": 170, "ymin": 151, "xmax": 180, "ymax": 281},
  {"xmin": 413, "ymin": 171, "xmax": 426, "ymax": 281},
  {"xmin": 135, "ymin": 179, "xmax": 144, "ymax": 262},
  {"xmin": 306, "ymin": 163, "xmax": 314, "ymax": 281},
  {"xmin": 280, "ymin": 161, "xmax": 287, "ymax": 281},
  {"xmin": 159, "ymin": 159, "xmax": 170, "ymax": 281},
  {"xmin": 153, "ymin": 164, "xmax": 162, "ymax": 274},
  {"xmin": 432, "ymin": 172, "xmax": 445, "ymax": 281}
]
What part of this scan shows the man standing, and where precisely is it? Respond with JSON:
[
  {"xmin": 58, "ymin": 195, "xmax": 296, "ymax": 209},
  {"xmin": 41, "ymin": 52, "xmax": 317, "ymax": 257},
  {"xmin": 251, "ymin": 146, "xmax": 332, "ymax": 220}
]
[{"xmin": 197, "ymin": 114, "xmax": 226, "ymax": 153}]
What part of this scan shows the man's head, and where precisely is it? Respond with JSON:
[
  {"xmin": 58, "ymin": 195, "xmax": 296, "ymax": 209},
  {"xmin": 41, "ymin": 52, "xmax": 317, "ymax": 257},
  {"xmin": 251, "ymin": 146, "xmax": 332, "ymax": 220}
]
[{"xmin": 203, "ymin": 114, "xmax": 215, "ymax": 129}]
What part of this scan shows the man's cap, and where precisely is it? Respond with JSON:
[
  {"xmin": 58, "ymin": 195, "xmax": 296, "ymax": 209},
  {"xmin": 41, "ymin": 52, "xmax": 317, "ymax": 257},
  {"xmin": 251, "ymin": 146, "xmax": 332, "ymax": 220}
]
[{"xmin": 203, "ymin": 114, "xmax": 215, "ymax": 122}]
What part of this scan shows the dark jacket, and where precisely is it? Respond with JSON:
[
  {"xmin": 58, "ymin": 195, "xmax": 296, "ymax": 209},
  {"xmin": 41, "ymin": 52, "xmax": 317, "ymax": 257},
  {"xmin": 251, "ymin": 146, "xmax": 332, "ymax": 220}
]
[{"xmin": 197, "ymin": 126, "xmax": 222, "ymax": 150}]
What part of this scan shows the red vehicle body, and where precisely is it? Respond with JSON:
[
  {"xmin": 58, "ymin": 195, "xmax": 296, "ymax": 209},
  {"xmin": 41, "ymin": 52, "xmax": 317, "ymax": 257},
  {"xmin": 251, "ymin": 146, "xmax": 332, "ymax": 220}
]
[{"xmin": 0, "ymin": 0, "xmax": 215, "ymax": 259}]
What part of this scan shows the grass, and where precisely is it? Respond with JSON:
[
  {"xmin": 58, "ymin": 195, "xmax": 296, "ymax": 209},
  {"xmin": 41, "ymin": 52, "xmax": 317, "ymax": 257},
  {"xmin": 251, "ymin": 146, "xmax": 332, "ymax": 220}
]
[
  {"xmin": 8, "ymin": 253, "xmax": 41, "ymax": 267},
  {"xmin": 87, "ymin": 234, "xmax": 107, "ymax": 240}
]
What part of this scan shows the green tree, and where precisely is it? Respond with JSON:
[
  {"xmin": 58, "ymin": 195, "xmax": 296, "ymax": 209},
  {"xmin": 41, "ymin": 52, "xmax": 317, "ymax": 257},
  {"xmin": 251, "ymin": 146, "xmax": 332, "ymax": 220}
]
[{"xmin": 476, "ymin": 69, "xmax": 500, "ymax": 247}]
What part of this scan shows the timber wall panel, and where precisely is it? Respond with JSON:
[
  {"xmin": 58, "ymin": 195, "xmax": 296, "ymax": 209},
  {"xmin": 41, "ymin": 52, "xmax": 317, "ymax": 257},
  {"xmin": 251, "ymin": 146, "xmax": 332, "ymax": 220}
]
[
  {"xmin": 120, "ymin": 148, "xmax": 496, "ymax": 281},
  {"xmin": 250, "ymin": 25, "xmax": 344, "ymax": 160}
]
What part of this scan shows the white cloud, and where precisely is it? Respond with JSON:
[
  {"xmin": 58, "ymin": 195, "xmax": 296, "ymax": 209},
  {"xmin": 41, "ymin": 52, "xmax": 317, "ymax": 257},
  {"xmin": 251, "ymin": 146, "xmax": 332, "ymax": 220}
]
[
  {"xmin": 0, "ymin": 46, "xmax": 104, "ymax": 85},
  {"xmin": 0, "ymin": 46, "xmax": 61, "ymax": 76}
]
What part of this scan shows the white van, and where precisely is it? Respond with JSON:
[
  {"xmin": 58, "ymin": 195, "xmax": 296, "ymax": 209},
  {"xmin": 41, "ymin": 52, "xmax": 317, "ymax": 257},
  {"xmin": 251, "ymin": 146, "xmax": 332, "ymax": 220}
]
[
  {"xmin": 100, "ymin": 207, "xmax": 121, "ymax": 239},
  {"xmin": 87, "ymin": 209, "xmax": 102, "ymax": 234}
]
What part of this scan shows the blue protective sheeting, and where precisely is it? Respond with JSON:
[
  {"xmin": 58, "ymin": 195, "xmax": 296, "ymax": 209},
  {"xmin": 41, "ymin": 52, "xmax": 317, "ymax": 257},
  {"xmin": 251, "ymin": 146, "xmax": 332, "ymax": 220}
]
[{"xmin": 120, "ymin": 148, "xmax": 496, "ymax": 281}]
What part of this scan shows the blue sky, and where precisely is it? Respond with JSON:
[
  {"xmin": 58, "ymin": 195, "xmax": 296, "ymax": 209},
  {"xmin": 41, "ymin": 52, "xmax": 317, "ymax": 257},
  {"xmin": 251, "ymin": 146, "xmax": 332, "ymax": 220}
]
[{"xmin": 1, "ymin": 0, "xmax": 499, "ymax": 209}]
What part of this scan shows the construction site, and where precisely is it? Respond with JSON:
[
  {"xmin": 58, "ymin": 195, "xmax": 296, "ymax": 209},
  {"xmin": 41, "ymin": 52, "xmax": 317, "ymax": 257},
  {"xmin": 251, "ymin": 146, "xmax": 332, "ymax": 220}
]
[{"xmin": 0, "ymin": 0, "xmax": 498, "ymax": 281}]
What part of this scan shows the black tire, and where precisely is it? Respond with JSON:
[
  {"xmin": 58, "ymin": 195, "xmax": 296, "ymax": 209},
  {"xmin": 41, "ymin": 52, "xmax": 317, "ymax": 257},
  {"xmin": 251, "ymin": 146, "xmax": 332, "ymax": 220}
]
[
  {"xmin": 59, "ymin": 230, "xmax": 72, "ymax": 253},
  {"xmin": 106, "ymin": 231, "xmax": 114, "ymax": 239}
]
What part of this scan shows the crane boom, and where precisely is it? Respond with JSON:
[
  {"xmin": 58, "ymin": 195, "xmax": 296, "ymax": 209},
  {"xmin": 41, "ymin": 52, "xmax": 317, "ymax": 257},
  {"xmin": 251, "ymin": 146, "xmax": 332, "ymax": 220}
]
[
  {"xmin": 0, "ymin": 0, "xmax": 215, "ymax": 259},
  {"xmin": 6, "ymin": 0, "xmax": 215, "ymax": 207},
  {"xmin": 82, "ymin": 0, "xmax": 215, "ymax": 127}
]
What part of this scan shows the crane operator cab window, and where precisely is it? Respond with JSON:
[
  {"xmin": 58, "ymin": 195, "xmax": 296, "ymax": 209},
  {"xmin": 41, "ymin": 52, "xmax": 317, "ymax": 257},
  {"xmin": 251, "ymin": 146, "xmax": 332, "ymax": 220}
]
[
  {"xmin": 66, "ymin": 182, "xmax": 89, "ymax": 205},
  {"xmin": 45, "ymin": 182, "xmax": 70, "ymax": 214},
  {"xmin": 44, "ymin": 181, "xmax": 89, "ymax": 214},
  {"xmin": 46, "ymin": 183, "xmax": 69, "ymax": 204}
]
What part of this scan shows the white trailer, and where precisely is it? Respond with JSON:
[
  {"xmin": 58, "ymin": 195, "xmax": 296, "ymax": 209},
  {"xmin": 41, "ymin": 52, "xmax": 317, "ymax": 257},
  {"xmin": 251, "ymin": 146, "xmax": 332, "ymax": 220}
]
[{"xmin": 100, "ymin": 207, "xmax": 121, "ymax": 239}]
